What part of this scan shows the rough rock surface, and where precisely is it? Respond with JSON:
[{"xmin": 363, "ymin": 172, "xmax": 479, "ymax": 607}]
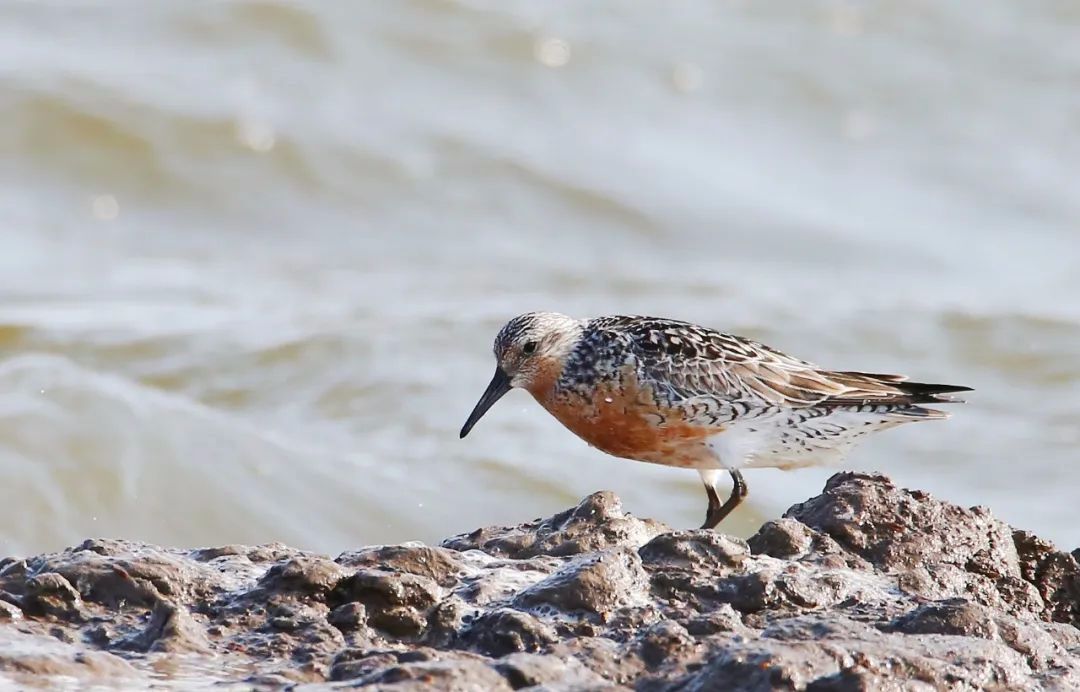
[{"xmin": 1, "ymin": 472, "xmax": 1078, "ymax": 690}]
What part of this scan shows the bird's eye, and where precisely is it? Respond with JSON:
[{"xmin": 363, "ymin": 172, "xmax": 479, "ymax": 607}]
[{"xmin": 522, "ymin": 341, "xmax": 537, "ymax": 355}]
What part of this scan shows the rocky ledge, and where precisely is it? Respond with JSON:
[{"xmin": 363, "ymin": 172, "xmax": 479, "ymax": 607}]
[{"xmin": 1, "ymin": 472, "xmax": 1079, "ymax": 690}]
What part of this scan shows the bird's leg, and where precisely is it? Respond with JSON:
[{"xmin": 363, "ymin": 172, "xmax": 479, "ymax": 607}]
[
  {"xmin": 699, "ymin": 469, "xmax": 722, "ymax": 529},
  {"xmin": 701, "ymin": 471, "xmax": 722, "ymax": 529},
  {"xmin": 699, "ymin": 469, "xmax": 748, "ymax": 530}
]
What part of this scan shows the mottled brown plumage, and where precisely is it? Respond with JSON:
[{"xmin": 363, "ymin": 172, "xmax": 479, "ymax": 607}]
[{"xmin": 461, "ymin": 312, "xmax": 971, "ymax": 529}]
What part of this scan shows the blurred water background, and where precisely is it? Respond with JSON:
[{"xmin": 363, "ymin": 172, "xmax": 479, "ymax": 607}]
[{"xmin": 1, "ymin": 0, "xmax": 1078, "ymax": 558}]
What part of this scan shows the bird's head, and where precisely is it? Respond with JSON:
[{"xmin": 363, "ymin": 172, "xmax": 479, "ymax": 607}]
[{"xmin": 459, "ymin": 311, "xmax": 583, "ymax": 438}]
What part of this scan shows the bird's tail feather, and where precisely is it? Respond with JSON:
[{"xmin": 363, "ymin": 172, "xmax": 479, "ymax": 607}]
[{"xmin": 890, "ymin": 381, "xmax": 972, "ymax": 405}]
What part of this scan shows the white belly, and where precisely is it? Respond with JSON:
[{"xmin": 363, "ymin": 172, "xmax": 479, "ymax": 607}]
[{"xmin": 705, "ymin": 409, "xmax": 911, "ymax": 470}]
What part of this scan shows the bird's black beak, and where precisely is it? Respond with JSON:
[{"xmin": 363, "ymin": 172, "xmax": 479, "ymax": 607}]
[{"xmin": 460, "ymin": 367, "xmax": 512, "ymax": 438}]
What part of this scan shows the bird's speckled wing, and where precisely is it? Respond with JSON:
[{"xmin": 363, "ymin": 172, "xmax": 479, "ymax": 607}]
[{"xmin": 591, "ymin": 316, "xmax": 968, "ymax": 422}]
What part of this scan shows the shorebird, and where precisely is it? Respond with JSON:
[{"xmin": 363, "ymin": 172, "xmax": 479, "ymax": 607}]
[{"xmin": 459, "ymin": 312, "xmax": 971, "ymax": 529}]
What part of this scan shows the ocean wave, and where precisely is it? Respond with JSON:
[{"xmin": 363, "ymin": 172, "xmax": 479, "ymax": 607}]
[{"xmin": 0, "ymin": 354, "xmax": 404, "ymax": 557}]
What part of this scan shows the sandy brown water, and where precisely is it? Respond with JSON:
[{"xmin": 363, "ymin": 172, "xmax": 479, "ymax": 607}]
[{"xmin": 1, "ymin": 0, "xmax": 1078, "ymax": 563}]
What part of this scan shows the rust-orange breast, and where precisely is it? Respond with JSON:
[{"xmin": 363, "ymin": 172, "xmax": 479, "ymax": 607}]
[{"xmin": 527, "ymin": 362, "xmax": 721, "ymax": 466}]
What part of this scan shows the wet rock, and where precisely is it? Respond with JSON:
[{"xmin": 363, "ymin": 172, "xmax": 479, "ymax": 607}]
[
  {"xmin": 1, "ymin": 472, "xmax": 1078, "ymax": 689},
  {"xmin": 1013, "ymin": 528, "xmax": 1080, "ymax": 626},
  {"xmin": 329, "ymin": 569, "xmax": 442, "ymax": 637},
  {"xmin": 113, "ymin": 599, "xmax": 211, "ymax": 653},
  {"xmin": 442, "ymin": 491, "xmax": 668, "ymax": 558},
  {"xmin": 257, "ymin": 556, "xmax": 348, "ymax": 599},
  {"xmin": 22, "ymin": 572, "xmax": 86, "ymax": 620},
  {"xmin": 424, "ymin": 596, "xmax": 478, "ymax": 648},
  {"xmin": 782, "ymin": 472, "xmax": 1045, "ymax": 617},
  {"xmin": 640, "ymin": 530, "xmax": 749, "ymax": 571},
  {"xmin": 494, "ymin": 651, "xmax": 606, "ymax": 689},
  {"xmin": 329, "ymin": 648, "xmax": 403, "ymax": 682},
  {"xmin": 327, "ymin": 601, "xmax": 368, "ymax": 632},
  {"xmin": 747, "ymin": 518, "xmax": 816, "ymax": 559},
  {"xmin": 0, "ymin": 600, "xmax": 21, "ymax": 621},
  {"xmin": 677, "ymin": 633, "xmax": 1039, "ymax": 691},
  {"xmin": 514, "ymin": 547, "xmax": 648, "ymax": 618},
  {"xmin": 545, "ymin": 635, "xmax": 649, "ymax": 687},
  {"xmin": 0, "ymin": 629, "xmax": 136, "ymax": 682},
  {"xmin": 0, "ymin": 559, "xmax": 27, "ymax": 585},
  {"xmin": 683, "ymin": 603, "xmax": 746, "ymax": 636},
  {"xmin": 461, "ymin": 607, "xmax": 558, "ymax": 656},
  {"xmin": 356, "ymin": 658, "xmax": 513, "ymax": 691},
  {"xmin": 337, "ymin": 545, "xmax": 464, "ymax": 588},
  {"xmin": 722, "ymin": 563, "xmax": 902, "ymax": 623},
  {"xmin": 635, "ymin": 619, "xmax": 697, "ymax": 668},
  {"xmin": 885, "ymin": 598, "xmax": 999, "ymax": 638},
  {"xmin": 19, "ymin": 540, "xmax": 256, "ymax": 611},
  {"xmin": 331, "ymin": 648, "xmax": 509, "ymax": 689}
]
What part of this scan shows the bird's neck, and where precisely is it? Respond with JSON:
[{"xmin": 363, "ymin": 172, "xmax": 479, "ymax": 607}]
[{"xmin": 524, "ymin": 356, "xmax": 568, "ymax": 404}]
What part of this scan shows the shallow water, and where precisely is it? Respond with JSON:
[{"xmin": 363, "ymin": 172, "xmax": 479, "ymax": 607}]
[{"xmin": 1, "ymin": 0, "xmax": 1078, "ymax": 560}]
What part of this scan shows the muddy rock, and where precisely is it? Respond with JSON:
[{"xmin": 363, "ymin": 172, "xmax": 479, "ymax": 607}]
[
  {"xmin": 782, "ymin": 472, "xmax": 1051, "ymax": 618},
  {"xmin": 330, "ymin": 569, "xmax": 443, "ymax": 637},
  {"xmin": 441, "ymin": 490, "xmax": 668, "ymax": 558},
  {"xmin": 494, "ymin": 651, "xmax": 607, "ymax": 688},
  {"xmin": 354, "ymin": 658, "xmax": 512, "ymax": 691},
  {"xmin": 514, "ymin": 547, "xmax": 649, "ymax": 617},
  {"xmin": 112, "ymin": 599, "xmax": 211, "ymax": 653},
  {"xmin": 460, "ymin": 607, "xmax": 559, "ymax": 657},
  {"xmin": 337, "ymin": 545, "xmax": 464, "ymax": 588},
  {"xmin": 21, "ymin": 572, "xmax": 86, "ymax": 620},
  {"xmin": 0, "ymin": 476, "xmax": 1078, "ymax": 689}
]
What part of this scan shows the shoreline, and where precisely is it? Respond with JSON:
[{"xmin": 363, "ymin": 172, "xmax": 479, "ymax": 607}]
[{"xmin": 1, "ymin": 471, "xmax": 1078, "ymax": 689}]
